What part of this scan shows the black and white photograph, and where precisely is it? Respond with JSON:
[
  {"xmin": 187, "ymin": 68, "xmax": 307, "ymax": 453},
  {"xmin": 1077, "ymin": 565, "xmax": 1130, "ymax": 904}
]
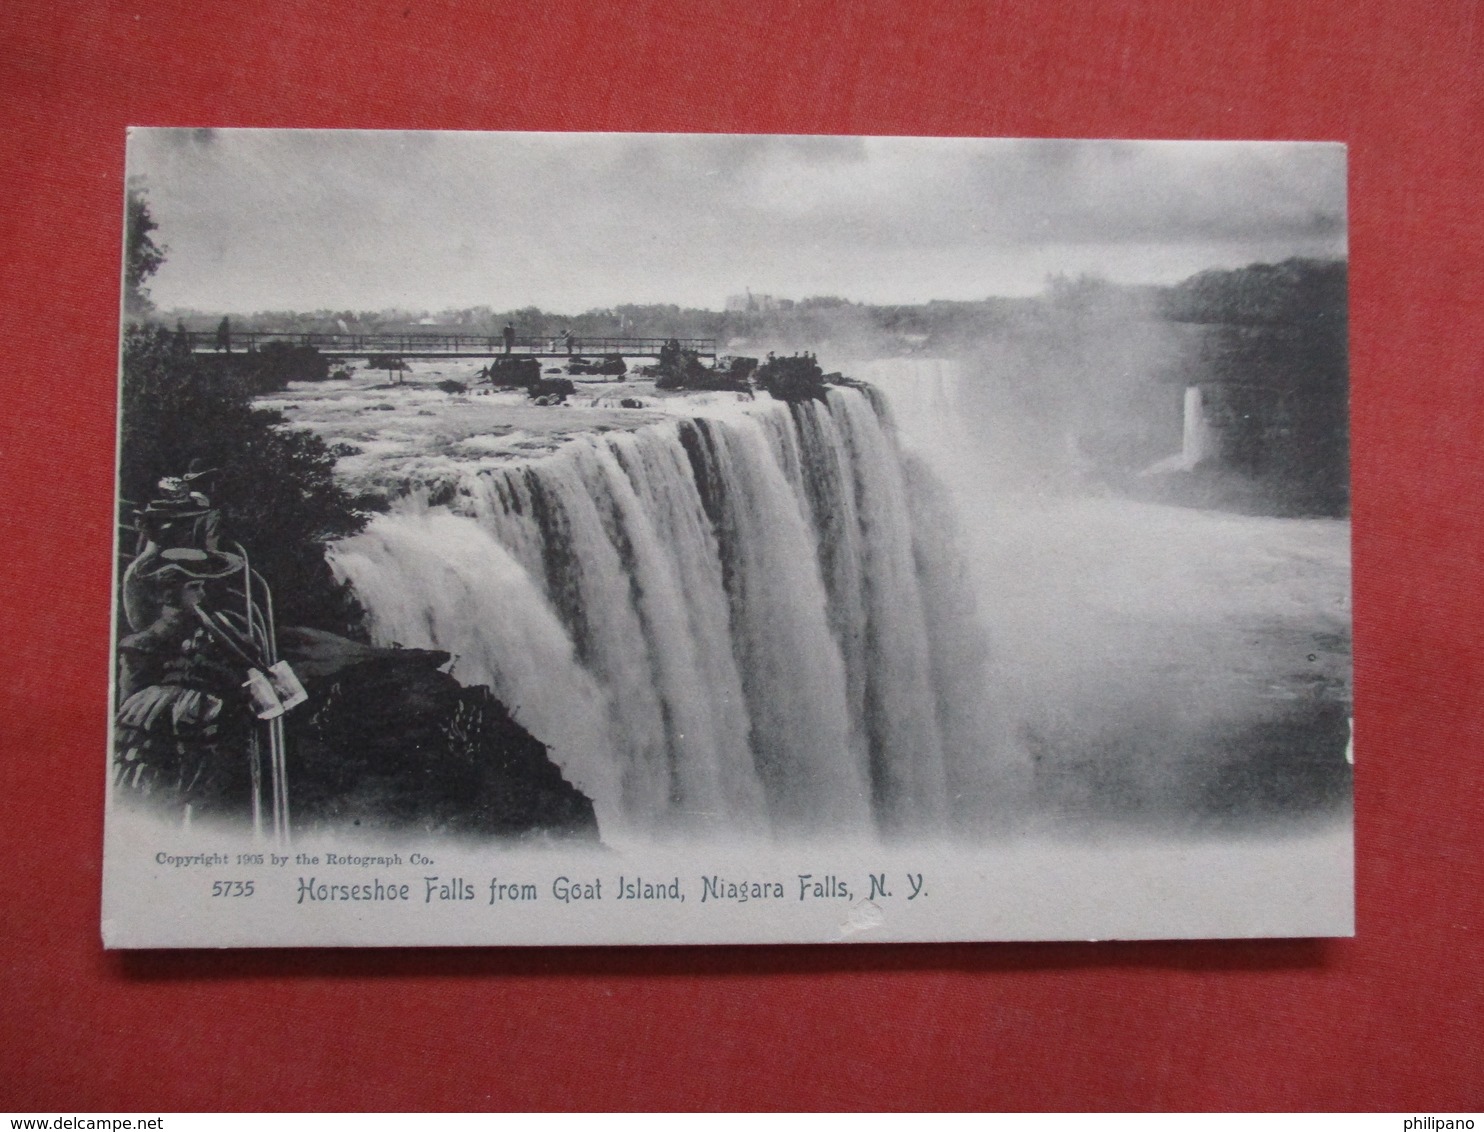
[{"xmin": 103, "ymin": 130, "xmax": 1352, "ymax": 946}]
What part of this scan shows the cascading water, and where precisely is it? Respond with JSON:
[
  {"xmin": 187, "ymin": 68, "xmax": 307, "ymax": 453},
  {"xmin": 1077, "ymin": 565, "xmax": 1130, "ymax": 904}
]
[
  {"xmin": 849, "ymin": 358, "xmax": 1028, "ymax": 823},
  {"xmin": 328, "ymin": 381, "xmax": 1019, "ymax": 842}
]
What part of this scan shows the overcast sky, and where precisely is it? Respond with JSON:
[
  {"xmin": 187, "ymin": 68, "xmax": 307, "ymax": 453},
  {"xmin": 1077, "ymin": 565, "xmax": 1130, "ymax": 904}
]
[{"xmin": 126, "ymin": 130, "xmax": 1346, "ymax": 313}]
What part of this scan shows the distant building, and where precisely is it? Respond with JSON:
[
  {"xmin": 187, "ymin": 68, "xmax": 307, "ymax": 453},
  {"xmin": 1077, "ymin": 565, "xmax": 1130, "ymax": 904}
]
[{"xmin": 724, "ymin": 289, "xmax": 783, "ymax": 313}]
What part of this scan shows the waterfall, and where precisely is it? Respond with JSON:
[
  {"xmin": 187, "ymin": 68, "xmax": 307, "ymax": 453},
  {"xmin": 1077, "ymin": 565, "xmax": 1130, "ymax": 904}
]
[
  {"xmin": 852, "ymin": 357, "xmax": 1030, "ymax": 826},
  {"xmin": 329, "ymin": 382, "xmax": 1016, "ymax": 841},
  {"xmin": 1182, "ymin": 384, "xmax": 1219, "ymax": 467}
]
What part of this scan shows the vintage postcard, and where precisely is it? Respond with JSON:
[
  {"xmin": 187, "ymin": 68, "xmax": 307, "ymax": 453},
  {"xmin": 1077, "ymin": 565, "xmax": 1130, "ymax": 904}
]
[{"xmin": 102, "ymin": 131, "xmax": 1352, "ymax": 946}]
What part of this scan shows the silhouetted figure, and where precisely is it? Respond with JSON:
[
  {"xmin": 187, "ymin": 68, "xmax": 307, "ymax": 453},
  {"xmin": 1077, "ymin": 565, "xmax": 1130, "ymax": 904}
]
[
  {"xmin": 215, "ymin": 316, "xmax": 231, "ymax": 354},
  {"xmin": 502, "ymin": 323, "xmax": 515, "ymax": 354}
]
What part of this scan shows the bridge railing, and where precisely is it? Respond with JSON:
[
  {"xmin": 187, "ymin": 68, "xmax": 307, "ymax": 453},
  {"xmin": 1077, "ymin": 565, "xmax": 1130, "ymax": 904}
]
[{"xmin": 187, "ymin": 331, "xmax": 717, "ymax": 357}]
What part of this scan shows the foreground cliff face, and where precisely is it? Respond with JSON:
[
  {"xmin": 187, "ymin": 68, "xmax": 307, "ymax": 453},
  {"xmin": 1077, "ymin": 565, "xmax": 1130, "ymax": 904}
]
[{"xmin": 280, "ymin": 628, "xmax": 598, "ymax": 840}]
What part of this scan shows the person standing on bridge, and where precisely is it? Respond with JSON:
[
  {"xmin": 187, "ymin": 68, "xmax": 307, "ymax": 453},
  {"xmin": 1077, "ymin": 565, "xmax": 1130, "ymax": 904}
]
[
  {"xmin": 562, "ymin": 328, "xmax": 575, "ymax": 356},
  {"xmin": 215, "ymin": 316, "xmax": 231, "ymax": 354},
  {"xmin": 502, "ymin": 322, "xmax": 515, "ymax": 354}
]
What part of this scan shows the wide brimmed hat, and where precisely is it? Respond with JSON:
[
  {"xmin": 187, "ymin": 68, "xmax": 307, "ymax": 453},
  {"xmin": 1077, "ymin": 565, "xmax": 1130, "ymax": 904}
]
[{"xmin": 145, "ymin": 546, "xmax": 245, "ymax": 580}]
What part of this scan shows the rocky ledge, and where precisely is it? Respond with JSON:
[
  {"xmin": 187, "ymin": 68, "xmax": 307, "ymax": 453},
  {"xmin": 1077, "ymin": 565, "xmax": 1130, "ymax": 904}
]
[{"xmin": 280, "ymin": 628, "xmax": 598, "ymax": 841}]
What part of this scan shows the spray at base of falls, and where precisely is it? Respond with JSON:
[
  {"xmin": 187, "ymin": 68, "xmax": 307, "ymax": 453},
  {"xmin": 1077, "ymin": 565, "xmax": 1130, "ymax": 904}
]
[{"xmin": 329, "ymin": 383, "xmax": 1024, "ymax": 841}]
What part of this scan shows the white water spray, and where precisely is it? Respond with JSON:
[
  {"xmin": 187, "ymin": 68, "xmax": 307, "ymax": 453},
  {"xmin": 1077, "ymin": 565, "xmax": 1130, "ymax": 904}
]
[{"xmin": 329, "ymin": 382, "xmax": 1019, "ymax": 841}]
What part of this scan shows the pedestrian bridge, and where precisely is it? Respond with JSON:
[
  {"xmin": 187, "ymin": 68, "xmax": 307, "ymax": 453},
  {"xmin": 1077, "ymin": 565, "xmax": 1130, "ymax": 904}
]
[{"xmin": 188, "ymin": 330, "xmax": 717, "ymax": 360}]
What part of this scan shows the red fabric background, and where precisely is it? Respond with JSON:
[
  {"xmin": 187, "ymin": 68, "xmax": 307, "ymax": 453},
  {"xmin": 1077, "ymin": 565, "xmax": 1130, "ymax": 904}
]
[{"xmin": 2, "ymin": 0, "xmax": 1480, "ymax": 1112}]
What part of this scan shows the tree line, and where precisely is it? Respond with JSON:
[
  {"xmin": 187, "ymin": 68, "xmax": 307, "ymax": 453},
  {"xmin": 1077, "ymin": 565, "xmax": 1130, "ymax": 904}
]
[{"xmin": 122, "ymin": 185, "xmax": 379, "ymax": 634}]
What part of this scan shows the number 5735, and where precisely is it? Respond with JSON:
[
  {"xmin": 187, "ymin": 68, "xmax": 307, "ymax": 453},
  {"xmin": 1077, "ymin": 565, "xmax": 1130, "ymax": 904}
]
[{"xmin": 211, "ymin": 880, "xmax": 255, "ymax": 897}]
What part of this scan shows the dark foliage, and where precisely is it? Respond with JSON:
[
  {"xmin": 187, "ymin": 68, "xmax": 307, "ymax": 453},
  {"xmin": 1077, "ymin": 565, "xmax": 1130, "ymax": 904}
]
[
  {"xmin": 119, "ymin": 325, "xmax": 379, "ymax": 632},
  {"xmin": 192, "ymin": 342, "xmax": 332, "ymax": 395},
  {"xmin": 1161, "ymin": 258, "xmax": 1347, "ymax": 326},
  {"xmin": 1160, "ymin": 259, "xmax": 1349, "ymax": 515}
]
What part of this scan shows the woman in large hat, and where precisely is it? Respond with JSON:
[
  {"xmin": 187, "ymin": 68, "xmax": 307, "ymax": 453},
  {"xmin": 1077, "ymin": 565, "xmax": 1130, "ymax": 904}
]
[{"xmin": 115, "ymin": 504, "xmax": 252, "ymax": 815}]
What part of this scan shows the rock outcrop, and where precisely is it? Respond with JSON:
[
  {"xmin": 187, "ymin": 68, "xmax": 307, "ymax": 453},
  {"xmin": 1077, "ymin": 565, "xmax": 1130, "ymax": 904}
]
[
  {"xmin": 482, "ymin": 356, "xmax": 542, "ymax": 387},
  {"xmin": 756, "ymin": 353, "xmax": 829, "ymax": 403},
  {"xmin": 567, "ymin": 355, "xmax": 627, "ymax": 377},
  {"xmin": 280, "ymin": 628, "xmax": 599, "ymax": 840}
]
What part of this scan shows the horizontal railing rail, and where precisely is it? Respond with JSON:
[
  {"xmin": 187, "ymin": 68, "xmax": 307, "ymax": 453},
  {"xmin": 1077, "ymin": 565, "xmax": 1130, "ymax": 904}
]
[{"xmin": 184, "ymin": 331, "xmax": 717, "ymax": 357}]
